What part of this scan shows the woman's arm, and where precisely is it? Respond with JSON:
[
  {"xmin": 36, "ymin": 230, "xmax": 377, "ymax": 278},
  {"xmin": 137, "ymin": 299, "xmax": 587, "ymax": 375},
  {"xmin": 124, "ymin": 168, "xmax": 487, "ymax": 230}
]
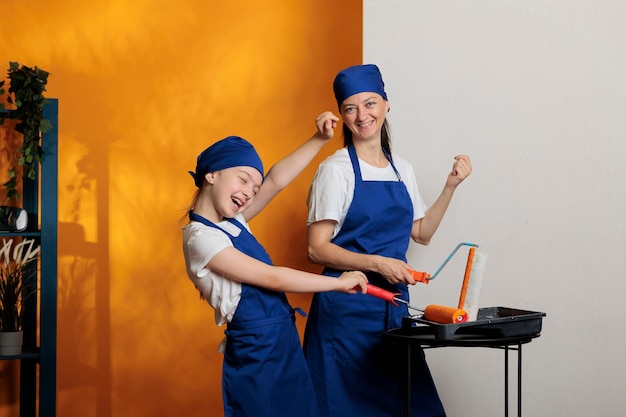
[
  {"xmin": 244, "ymin": 112, "xmax": 339, "ymax": 221},
  {"xmin": 208, "ymin": 245, "xmax": 367, "ymax": 293},
  {"xmin": 411, "ymin": 155, "xmax": 472, "ymax": 244},
  {"xmin": 307, "ymin": 220, "xmax": 416, "ymax": 285}
]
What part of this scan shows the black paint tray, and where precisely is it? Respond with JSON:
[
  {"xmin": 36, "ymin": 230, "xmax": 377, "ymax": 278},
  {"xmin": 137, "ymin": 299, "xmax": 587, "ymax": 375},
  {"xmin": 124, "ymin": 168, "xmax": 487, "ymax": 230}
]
[{"xmin": 402, "ymin": 306, "xmax": 546, "ymax": 340}]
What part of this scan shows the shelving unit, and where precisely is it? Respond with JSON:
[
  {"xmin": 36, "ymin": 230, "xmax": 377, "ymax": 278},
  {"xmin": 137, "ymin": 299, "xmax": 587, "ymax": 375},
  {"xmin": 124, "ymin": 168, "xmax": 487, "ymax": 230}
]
[{"xmin": 0, "ymin": 99, "xmax": 58, "ymax": 417}]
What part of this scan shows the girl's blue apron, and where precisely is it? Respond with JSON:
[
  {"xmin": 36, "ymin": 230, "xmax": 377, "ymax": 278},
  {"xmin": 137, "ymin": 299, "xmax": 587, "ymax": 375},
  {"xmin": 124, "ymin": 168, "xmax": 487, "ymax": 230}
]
[
  {"xmin": 302, "ymin": 145, "xmax": 445, "ymax": 417},
  {"xmin": 189, "ymin": 212, "xmax": 317, "ymax": 417}
]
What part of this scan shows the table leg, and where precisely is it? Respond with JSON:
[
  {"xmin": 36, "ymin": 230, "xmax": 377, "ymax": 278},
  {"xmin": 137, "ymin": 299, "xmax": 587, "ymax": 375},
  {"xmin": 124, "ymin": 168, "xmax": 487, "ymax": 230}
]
[
  {"xmin": 505, "ymin": 346, "xmax": 509, "ymax": 417},
  {"xmin": 518, "ymin": 343, "xmax": 522, "ymax": 417},
  {"xmin": 405, "ymin": 343, "xmax": 411, "ymax": 417}
]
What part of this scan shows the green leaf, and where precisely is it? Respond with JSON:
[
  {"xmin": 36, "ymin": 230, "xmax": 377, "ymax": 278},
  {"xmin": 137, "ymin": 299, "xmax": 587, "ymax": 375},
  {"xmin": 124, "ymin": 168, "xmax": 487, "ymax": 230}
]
[{"xmin": 39, "ymin": 118, "xmax": 52, "ymax": 133}]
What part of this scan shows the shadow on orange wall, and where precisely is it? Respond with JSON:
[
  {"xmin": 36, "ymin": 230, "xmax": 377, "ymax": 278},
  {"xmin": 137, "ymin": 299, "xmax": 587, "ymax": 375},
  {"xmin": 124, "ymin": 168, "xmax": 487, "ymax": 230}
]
[{"xmin": 0, "ymin": 0, "xmax": 361, "ymax": 416}]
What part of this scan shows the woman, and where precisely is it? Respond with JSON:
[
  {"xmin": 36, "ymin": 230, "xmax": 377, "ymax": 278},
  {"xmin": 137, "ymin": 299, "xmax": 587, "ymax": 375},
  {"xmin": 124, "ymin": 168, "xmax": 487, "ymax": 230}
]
[
  {"xmin": 182, "ymin": 125, "xmax": 368, "ymax": 417},
  {"xmin": 303, "ymin": 64, "xmax": 472, "ymax": 417}
]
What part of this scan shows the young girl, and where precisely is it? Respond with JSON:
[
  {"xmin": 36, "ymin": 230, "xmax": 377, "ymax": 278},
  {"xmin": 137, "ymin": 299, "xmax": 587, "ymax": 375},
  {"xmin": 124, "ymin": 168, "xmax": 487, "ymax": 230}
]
[{"xmin": 182, "ymin": 118, "xmax": 367, "ymax": 417}]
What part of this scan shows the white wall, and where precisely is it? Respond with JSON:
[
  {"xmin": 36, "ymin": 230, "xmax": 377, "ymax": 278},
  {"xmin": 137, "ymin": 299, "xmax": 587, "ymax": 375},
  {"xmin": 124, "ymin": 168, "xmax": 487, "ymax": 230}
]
[{"xmin": 364, "ymin": 1, "xmax": 626, "ymax": 416}]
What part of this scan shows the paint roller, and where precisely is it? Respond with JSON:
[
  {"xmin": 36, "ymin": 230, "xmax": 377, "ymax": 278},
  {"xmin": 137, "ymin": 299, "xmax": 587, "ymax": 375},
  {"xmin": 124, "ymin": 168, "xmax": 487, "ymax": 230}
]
[
  {"xmin": 421, "ymin": 242, "xmax": 488, "ymax": 321},
  {"xmin": 364, "ymin": 284, "xmax": 468, "ymax": 324},
  {"xmin": 406, "ymin": 242, "xmax": 489, "ymax": 321},
  {"xmin": 457, "ymin": 246, "xmax": 488, "ymax": 321},
  {"xmin": 407, "ymin": 242, "xmax": 481, "ymax": 285}
]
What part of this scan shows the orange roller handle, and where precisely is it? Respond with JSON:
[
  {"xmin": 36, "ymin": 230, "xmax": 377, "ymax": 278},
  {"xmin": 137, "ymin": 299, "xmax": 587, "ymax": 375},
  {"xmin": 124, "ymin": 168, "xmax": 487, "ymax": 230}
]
[
  {"xmin": 408, "ymin": 268, "xmax": 430, "ymax": 284},
  {"xmin": 365, "ymin": 284, "xmax": 399, "ymax": 305},
  {"xmin": 423, "ymin": 305, "xmax": 468, "ymax": 324}
]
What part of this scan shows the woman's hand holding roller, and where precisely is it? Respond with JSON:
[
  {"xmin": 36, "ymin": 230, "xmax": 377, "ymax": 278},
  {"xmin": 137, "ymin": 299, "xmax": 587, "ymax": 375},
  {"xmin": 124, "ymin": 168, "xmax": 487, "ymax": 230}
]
[{"xmin": 376, "ymin": 256, "xmax": 417, "ymax": 285}]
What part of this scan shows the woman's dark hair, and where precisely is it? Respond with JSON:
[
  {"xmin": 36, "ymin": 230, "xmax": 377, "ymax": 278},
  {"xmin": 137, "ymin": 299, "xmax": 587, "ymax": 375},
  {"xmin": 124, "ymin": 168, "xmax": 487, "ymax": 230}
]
[{"xmin": 342, "ymin": 119, "xmax": 393, "ymax": 161}]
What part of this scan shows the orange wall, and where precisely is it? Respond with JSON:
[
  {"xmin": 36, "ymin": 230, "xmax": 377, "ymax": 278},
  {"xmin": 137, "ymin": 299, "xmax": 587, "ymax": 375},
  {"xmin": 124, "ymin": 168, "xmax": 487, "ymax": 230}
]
[{"xmin": 0, "ymin": 1, "xmax": 361, "ymax": 416}]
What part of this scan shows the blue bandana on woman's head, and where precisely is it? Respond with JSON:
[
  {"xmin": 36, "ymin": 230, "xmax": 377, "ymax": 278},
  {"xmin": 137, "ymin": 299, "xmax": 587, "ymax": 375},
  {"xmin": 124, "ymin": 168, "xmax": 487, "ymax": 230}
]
[
  {"xmin": 189, "ymin": 136, "xmax": 264, "ymax": 187},
  {"xmin": 333, "ymin": 64, "xmax": 388, "ymax": 109}
]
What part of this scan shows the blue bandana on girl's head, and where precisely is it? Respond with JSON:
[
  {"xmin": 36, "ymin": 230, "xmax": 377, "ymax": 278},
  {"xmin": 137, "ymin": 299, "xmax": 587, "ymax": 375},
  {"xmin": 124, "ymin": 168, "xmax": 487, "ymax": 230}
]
[
  {"xmin": 189, "ymin": 136, "xmax": 264, "ymax": 187},
  {"xmin": 333, "ymin": 64, "xmax": 388, "ymax": 109}
]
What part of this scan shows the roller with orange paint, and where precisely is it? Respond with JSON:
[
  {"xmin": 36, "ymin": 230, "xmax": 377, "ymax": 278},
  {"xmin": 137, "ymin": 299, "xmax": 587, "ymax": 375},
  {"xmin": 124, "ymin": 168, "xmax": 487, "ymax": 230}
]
[
  {"xmin": 364, "ymin": 284, "xmax": 467, "ymax": 324},
  {"xmin": 457, "ymin": 246, "xmax": 488, "ymax": 321}
]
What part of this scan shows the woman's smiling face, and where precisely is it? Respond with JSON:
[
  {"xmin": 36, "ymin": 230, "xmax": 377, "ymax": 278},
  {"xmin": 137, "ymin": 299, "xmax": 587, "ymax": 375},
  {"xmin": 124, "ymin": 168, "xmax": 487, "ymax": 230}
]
[{"xmin": 340, "ymin": 92, "xmax": 389, "ymax": 140}]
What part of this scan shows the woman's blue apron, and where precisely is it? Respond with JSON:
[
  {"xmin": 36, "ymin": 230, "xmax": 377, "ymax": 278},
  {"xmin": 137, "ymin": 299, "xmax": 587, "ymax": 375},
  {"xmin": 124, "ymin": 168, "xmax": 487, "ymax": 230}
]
[
  {"xmin": 189, "ymin": 212, "xmax": 317, "ymax": 417},
  {"xmin": 302, "ymin": 145, "xmax": 445, "ymax": 417}
]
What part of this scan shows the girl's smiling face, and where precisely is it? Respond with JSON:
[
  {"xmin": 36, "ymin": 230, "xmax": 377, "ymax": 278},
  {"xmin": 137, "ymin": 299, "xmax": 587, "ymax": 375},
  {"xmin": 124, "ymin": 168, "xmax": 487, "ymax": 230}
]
[
  {"xmin": 340, "ymin": 92, "xmax": 389, "ymax": 141},
  {"xmin": 208, "ymin": 166, "xmax": 262, "ymax": 219}
]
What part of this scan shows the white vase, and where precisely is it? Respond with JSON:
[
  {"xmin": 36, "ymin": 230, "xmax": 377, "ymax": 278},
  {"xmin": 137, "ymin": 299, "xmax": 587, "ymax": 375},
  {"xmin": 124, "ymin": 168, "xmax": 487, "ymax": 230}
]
[{"xmin": 0, "ymin": 331, "xmax": 23, "ymax": 356}]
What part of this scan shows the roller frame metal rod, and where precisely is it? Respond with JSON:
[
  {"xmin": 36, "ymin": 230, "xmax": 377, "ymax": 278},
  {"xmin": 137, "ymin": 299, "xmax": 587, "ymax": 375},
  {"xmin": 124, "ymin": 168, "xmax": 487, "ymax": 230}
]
[{"xmin": 427, "ymin": 242, "xmax": 479, "ymax": 281}]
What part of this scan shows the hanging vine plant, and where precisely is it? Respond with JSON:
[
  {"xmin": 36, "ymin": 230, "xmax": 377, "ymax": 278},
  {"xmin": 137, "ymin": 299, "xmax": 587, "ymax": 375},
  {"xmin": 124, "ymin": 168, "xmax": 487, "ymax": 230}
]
[{"xmin": 0, "ymin": 61, "xmax": 52, "ymax": 203}]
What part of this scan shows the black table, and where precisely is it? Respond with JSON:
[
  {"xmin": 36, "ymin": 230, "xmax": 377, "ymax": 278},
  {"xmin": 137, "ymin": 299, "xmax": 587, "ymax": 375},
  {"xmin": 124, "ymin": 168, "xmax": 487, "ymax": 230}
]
[{"xmin": 384, "ymin": 326, "xmax": 541, "ymax": 417}]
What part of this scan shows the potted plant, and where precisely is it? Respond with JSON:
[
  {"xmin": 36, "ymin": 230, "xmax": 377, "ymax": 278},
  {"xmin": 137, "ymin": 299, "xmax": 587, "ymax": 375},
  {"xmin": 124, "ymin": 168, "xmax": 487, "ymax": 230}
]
[
  {"xmin": 0, "ymin": 255, "xmax": 37, "ymax": 355},
  {"xmin": 0, "ymin": 61, "xmax": 51, "ymax": 229}
]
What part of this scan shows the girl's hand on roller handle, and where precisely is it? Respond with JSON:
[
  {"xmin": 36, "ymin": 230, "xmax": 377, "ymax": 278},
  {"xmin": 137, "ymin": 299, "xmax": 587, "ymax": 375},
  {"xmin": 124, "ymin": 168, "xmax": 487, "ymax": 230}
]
[{"xmin": 338, "ymin": 270, "xmax": 368, "ymax": 294}]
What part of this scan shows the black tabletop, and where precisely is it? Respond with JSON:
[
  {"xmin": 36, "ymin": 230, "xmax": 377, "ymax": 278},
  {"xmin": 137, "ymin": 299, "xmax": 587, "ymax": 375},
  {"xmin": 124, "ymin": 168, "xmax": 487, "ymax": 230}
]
[{"xmin": 384, "ymin": 325, "xmax": 540, "ymax": 348}]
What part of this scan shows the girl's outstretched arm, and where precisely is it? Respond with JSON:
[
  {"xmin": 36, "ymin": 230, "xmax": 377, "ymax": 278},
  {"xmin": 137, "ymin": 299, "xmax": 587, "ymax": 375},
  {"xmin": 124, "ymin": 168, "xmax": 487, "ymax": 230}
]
[
  {"xmin": 244, "ymin": 112, "xmax": 339, "ymax": 220},
  {"xmin": 208, "ymin": 245, "xmax": 367, "ymax": 294}
]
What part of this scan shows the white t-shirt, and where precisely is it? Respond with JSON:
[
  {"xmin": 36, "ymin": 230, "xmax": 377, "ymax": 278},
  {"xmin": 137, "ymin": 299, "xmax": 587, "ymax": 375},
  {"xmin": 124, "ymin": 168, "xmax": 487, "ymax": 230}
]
[
  {"xmin": 182, "ymin": 213, "xmax": 248, "ymax": 326},
  {"xmin": 307, "ymin": 148, "xmax": 427, "ymax": 238}
]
